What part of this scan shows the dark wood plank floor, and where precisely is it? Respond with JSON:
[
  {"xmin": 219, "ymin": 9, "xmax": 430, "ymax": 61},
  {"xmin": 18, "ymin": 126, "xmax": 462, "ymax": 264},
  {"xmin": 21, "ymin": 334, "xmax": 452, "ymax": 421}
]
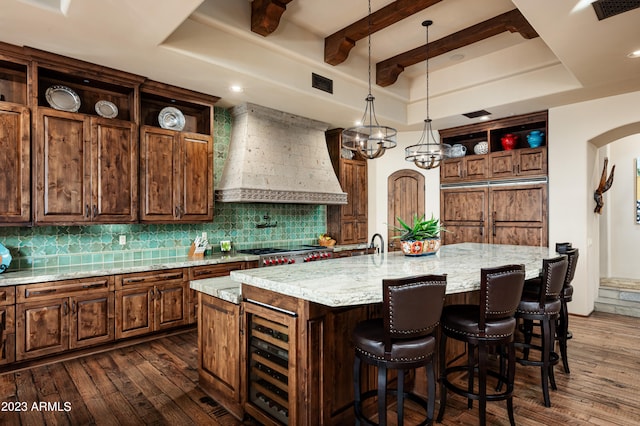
[{"xmin": 1, "ymin": 311, "xmax": 638, "ymax": 425}]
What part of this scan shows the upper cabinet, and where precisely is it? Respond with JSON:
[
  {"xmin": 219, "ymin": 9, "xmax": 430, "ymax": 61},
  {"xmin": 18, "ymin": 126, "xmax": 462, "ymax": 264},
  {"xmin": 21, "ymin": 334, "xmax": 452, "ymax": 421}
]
[
  {"xmin": 139, "ymin": 81, "xmax": 218, "ymax": 223},
  {"xmin": 0, "ymin": 44, "xmax": 31, "ymax": 225},
  {"xmin": 439, "ymin": 111, "xmax": 548, "ymax": 184},
  {"xmin": 325, "ymin": 129, "xmax": 368, "ymax": 244},
  {"xmin": 29, "ymin": 48, "xmax": 144, "ymax": 225}
]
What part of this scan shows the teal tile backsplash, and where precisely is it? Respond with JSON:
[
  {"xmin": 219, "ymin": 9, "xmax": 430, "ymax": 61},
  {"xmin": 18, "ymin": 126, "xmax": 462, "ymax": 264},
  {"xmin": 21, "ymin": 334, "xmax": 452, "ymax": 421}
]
[{"xmin": 0, "ymin": 107, "xmax": 327, "ymax": 271}]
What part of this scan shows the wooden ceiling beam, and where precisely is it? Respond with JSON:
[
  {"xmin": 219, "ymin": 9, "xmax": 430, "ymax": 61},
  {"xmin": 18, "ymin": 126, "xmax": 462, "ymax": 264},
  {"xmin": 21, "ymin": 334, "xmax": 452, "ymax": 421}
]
[
  {"xmin": 324, "ymin": 0, "xmax": 442, "ymax": 66},
  {"xmin": 251, "ymin": 0, "xmax": 295, "ymax": 36},
  {"xmin": 376, "ymin": 9, "xmax": 539, "ymax": 87}
]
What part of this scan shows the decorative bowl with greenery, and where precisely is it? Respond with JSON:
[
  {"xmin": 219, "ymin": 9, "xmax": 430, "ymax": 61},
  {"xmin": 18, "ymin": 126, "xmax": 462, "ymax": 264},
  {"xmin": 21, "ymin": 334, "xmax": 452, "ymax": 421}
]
[{"xmin": 391, "ymin": 214, "xmax": 445, "ymax": 256}]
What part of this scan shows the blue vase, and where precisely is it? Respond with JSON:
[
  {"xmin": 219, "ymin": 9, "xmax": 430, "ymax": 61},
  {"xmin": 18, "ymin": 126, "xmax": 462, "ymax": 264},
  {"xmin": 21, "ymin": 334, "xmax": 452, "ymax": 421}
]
[
  {"xmin": 526, "ymin": 130, "xmax": 544, "ymax": 148},
  {"xmin": 0, "ymin": 243, "xmax": 11, "ymax": 273}
]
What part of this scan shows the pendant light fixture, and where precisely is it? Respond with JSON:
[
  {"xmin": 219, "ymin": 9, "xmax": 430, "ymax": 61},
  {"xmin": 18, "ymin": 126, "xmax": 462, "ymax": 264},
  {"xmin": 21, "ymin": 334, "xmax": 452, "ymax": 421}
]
[
  {"xmin": 341, "ymin": 0, "xmax": 397, "ymax": 160},
  {"xmin": 405, "ymin": 20, "xmax": 444, "ymax": 170}
]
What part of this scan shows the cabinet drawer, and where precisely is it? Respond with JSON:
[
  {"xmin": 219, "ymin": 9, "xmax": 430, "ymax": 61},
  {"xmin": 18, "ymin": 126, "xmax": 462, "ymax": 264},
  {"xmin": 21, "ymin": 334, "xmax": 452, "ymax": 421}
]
[
  {"xmin": 0, "ymin": 287, "xmax": 15, "ymax": 306},
  {"xmin": 189, "ymin": 262, "xmax": 246, "ymax": 280},
  {"xmin": 17, "ymin": 277, "xmax": 113, "ymax": 303},
  {"xmin": 116, "ymin": 268, "xmax": 186, "ymax": 289}
]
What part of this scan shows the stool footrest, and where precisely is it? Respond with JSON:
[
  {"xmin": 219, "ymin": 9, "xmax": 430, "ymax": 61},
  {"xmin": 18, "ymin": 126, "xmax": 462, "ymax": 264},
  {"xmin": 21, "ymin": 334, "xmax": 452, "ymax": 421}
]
[
  {"xmin": 441, "ymin": 365, "xmax": 514, "ymax": 403},
  {"xmin": 355, "ymin": 389, "xmax": 432, "ymax": 426}
]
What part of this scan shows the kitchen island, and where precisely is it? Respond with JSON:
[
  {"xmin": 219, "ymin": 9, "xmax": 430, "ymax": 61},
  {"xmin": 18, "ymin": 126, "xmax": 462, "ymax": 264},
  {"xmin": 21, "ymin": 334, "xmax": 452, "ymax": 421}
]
[{"xmin": 194, "ymin": 243, "xmax": 553, "ymax": 425}]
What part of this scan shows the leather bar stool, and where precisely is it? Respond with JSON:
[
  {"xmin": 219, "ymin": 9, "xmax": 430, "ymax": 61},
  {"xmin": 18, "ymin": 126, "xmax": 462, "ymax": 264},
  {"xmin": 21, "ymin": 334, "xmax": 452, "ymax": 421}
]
[
  {"xmin": 522, "ymin": 247, "xmax": 578, "ymax": 373},
  {"xmin": 515, "ymin": 255, "xmax": 568, "ymax": 407},
  {"xmin": 437, "ymin": 264, "xmax": 525, "ymax": 426},
  {"xmin": 353, "ymin": 274, "xmax": 447, "ymax": 426}
]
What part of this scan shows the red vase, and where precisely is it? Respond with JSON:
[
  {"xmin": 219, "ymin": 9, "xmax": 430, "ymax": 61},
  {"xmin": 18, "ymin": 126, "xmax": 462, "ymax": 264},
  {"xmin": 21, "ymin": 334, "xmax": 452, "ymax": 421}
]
[{"xmin": 501, "ymin": 134, "xmax": 518, "ymax": 150}]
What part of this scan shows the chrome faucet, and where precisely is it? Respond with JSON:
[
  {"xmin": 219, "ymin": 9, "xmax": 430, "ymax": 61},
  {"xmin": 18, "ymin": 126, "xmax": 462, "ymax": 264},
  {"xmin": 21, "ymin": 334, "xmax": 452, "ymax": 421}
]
[{"xmin": 370, "ymin": 233, "xmax": 385, "ymax": 254}]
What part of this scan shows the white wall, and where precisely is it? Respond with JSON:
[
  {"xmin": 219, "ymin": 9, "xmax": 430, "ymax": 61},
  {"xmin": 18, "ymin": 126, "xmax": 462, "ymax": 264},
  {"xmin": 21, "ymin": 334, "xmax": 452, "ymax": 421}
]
[
  {"xmin": 367, "ymin": 131, "xmax": 441, "ymax": 239},
  {"xmin": 541, "ymin": 90, "xmax": 640, "ymax": 315},
  {"xmin": 599, "ymin": 135, "xmax": 640, "ymax": 279}
]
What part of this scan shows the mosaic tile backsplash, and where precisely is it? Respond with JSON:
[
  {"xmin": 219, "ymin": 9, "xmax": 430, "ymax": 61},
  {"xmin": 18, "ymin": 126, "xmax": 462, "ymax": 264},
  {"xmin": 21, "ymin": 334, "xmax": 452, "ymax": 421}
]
[{"xmin": 0, "ymin": 107, "xmax": 327, "ymax": 270}]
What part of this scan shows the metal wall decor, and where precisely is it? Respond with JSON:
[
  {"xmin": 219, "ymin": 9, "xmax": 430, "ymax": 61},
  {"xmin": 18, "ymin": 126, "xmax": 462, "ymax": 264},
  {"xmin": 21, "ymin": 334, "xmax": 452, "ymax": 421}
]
[{"xmin": 594, "ymin": 157, "xmax": 615, "ymax": 214}]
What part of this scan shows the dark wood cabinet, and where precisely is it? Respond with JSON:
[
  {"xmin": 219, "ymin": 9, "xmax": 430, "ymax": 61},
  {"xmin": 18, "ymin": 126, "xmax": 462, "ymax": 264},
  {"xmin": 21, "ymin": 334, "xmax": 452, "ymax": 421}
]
[
  {"xmin": 198, "ymin": 293, "xmax": 244, "ymax": 419},
  {"xmin": 139, "ymin": 81, "xmax": 217, "ymax": 224},
  {"xmin": 326, "ymin": 129, "xmax": 368, "ymax": 244},
  {"xmin": 441, "ymin": 187, "xmax": 489, "ymax": 245},
  {"xmin": 30, "ymin": 50, "xmax": 143, "ymax": 225},
  {"xmin": 15, "ymin": 277, "xmax": 114, "ymax": 361},
  {"xmin": 0, "ymin": 287, "xmax": 15, "ymax": 365},
  {"xmin": 0, "ymin": 49, "xmax": 30, "ymax": 226},
  {"xmin": 441, "ymin": 184, "xmax": 548, "ymax": 247},
  {"xmin": 35, "ymin": 110, "xmax": 138, "ymax": 224},
  {"xmin": 115, "ymin": 268, "xmax": 188, "ymax": 339},
  {"xmin": 139, "ymin": 127, "xmax": 213, "ymax": 223},
  {"xmin": 440, "ymin": 111, "xmax": 548, "ymax": 184}
]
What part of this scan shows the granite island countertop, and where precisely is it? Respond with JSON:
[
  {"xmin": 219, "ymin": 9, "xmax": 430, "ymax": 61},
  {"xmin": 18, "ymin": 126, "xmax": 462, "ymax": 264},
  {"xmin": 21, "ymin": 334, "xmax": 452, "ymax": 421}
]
[
  {"xmin": 0, "ymin": 253, "xmax": 259, "ymax": 287},
  {"xmin": 231, "ymin": 243, "xmax": 555, "ymax": 308}
]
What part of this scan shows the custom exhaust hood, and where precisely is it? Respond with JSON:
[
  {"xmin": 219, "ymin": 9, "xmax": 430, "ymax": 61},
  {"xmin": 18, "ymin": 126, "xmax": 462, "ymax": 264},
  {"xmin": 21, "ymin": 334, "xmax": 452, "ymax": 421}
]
[{"xmin": 215, "ymin": 103, "xmax": 347, "ymax": 205}]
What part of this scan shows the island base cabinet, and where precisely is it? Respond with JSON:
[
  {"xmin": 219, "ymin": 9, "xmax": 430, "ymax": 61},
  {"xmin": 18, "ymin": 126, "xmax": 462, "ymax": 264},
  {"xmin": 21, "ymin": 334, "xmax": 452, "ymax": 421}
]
[{"xmin": 198, "ymin": 293, "xmax": 243, "ymax": 420}]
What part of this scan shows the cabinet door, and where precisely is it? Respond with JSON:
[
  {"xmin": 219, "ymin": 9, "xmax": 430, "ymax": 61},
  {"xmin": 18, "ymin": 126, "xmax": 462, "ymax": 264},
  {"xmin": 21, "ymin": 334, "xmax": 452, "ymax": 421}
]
[
  {"xmin": 16, "ymin": 297, "xmax": 69, "ymax": 360},
  {"xmin": 489, "ymin": 151, "xmax": 516, "ymax": 179},
  {"xmin": 441, "ymin": 188, "xmax": 488, "ymax": 245},
  {"xmin": 91, "ymin": 119, "xmax": 138, "ymax": 223},
  {"xmin": 115, "ymin": 286, "xmax": 153, "ymax": 339},
  {"xmin": 178, "ymin": 133, "xmax": 213, "ymax": 222},
  {"xmin": 353, "ymin": 161, "xmax": 367, "ymax": 221},
  {"xmin": 0, "ymin": 305, "xmax": 15, "ymax": 365},
  {"xmin": 0, "ymin": 104, "xmax": 30, "ymax": 224},
  {"xmin": 490, "ymin": 184, "xmax": 548, "ymax": 246},
  {"xmin": 440, "ymin": 159, "xmax": 464, "ymax": 182},
  {"xmin": 340, "ymin": 161, "xmax": 357, "ymax": 219},
  {"xmin": 154, "ymin": 281, "xmax": 188, "ymax": 331},
  {"xmin": 140, "ymin": 126, "xmax": 177, "ymax": 222},
  {"xmin": 199, "ymin": 294, "xmax": 242, "ymax": 414},
  {"xmin": 35, "ymin": 110, "xmax": 91, "ymax": 224},
  {"xmin": 518, "ymin": 147, "xmax": 547, "ymax": 177},
  {"xmin": 70, "ymin": 291, "xmax": 115, "ymax": 349},
  {"xmin": 464, "ymin": 156, "xmax": 489, "ymax": 180}
]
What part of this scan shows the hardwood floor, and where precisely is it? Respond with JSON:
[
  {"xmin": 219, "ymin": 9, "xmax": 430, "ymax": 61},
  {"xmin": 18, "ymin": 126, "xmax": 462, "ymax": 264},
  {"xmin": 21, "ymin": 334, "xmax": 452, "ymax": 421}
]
[{"xmin": 1, "ymin": 312, "xmax": 638, "ymax": 425}]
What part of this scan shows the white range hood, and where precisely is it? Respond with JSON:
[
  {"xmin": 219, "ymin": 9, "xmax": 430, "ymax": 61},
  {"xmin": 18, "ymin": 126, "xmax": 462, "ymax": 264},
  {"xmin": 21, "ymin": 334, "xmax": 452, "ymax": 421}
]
[{"xmin": 216, "ymin": 103, "xmax": 347, "ymax": 205}]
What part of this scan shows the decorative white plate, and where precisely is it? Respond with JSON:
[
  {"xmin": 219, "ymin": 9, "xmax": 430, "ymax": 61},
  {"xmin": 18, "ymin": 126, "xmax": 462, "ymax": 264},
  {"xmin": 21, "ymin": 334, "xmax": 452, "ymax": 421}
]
[
  {"xmin": 158, "ymin": 106, "xmax": 185, "ymax": 131},
  {"xmin": 95, "ymin": 100, "xmax": 118, "ymax": 119},
  {"xmin": 45, "ymin": 85, "xmax": 81, "ymax": 112}
]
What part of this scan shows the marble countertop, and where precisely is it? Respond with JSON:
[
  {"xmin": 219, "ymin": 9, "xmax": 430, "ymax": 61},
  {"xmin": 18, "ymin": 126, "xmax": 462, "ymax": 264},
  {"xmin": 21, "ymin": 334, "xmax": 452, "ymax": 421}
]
[
  {"xmin": 232, "ymin": 243, "xmax": 555, "ymax": 308},
  {"xmin": 190, "ymin": 276, "xmax": 241, "ymax": 304},
  {"xmin": 0, "ymin": 253, "xmax": 258, "ymax": 287}
]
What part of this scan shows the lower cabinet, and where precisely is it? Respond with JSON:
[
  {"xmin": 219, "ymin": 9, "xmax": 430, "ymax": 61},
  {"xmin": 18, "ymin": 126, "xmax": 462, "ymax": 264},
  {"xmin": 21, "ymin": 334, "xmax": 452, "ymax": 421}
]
[
  {"xmin": 115, "ymin": 268, "xmax": 188, "ymax": 339},
  {"xmin": 0, "ymin": 287, "xmax": 16, "ymax": 365},
  {"xmin": 15, "ymin": 277, "xmax": 114, "ymax": 361},
  {"xmin": 441, "ymin": 183, "xmax": 548, "ymax": 247},
  {"xmin": 198, "ymin": 293, "xmax": 243, "ymax": 419},
  {"xmin": 189, "ymin": 261, "xmax": 257, "ymax": 324}
]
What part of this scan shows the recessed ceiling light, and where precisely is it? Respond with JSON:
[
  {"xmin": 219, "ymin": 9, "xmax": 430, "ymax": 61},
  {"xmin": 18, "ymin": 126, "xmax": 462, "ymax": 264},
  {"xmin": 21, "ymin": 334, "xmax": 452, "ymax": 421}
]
[
  {"xmin": 229, "ymin": 85, "xmax": 244, "ymax": 93},
  {"xmin": 479, "ymin": 115, "xmax": 490, "ymax": 121},
  {"xmin": 627, "ymin": 49, "xmax": 640, "ymax": 59},
  {"xmin": 450, "ymin": 53, "xmax": 465, "ymax": 61}
]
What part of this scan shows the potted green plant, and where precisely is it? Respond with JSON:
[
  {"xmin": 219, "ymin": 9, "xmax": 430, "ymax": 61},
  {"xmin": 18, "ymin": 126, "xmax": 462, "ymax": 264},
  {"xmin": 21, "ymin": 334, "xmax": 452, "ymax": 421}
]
[{"xmin": 392, "ymin": 214, "xmax": 445, "ymax": 256}]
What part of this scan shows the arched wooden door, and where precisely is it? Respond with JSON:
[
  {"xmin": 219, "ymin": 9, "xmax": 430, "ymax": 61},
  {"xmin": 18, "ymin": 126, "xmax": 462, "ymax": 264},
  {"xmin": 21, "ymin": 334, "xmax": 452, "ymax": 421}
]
[{"xmin": 387, "ymin": 170, "xmax": 425, "ymax": 251}]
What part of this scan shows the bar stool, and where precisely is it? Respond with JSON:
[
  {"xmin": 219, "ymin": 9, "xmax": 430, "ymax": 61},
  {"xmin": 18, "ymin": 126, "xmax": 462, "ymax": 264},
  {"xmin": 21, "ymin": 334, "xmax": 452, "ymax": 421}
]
[
  {"xmin": 522, "ymin": 245, "xmax": 579, "ymax": 374},
  {"xmin": 515, "ymin": 255, "xmax": 568, "ymax": 407},
  {"xmin": 353, "ymin": 274, "xmax": 447, "ymax": 426},
  {"xmin": 437, "ymin": 264, "xmax": 525, "ymax": 426}
]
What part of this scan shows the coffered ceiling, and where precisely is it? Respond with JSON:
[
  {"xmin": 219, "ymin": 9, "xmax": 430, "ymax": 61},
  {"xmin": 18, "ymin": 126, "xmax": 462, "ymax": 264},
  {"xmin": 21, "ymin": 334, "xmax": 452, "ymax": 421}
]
[{"xmin": 1, "ymin": 0, "xmax": 639, "ymax": 131}]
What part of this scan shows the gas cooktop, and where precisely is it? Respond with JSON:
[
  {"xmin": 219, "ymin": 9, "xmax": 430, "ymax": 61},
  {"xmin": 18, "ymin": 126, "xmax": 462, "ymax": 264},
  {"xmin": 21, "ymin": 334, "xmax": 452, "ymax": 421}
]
[{"xmin": 237, "ymin": 245, "xmax": 324, "ymax": 255}]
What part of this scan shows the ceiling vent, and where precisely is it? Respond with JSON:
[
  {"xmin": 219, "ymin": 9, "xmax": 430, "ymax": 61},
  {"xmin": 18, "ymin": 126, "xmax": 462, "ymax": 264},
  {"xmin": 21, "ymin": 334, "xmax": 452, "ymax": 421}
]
[
  {"xmin": 463, "ymin": 109, "xmax": 491, "ymax": 119},
  {"xmin": 592, "ymin": 0, "xmax": 640, "ymax": 20},
  {"xmin": 312, "ymin": 73, "xmax": 333, "ymax": 94}
]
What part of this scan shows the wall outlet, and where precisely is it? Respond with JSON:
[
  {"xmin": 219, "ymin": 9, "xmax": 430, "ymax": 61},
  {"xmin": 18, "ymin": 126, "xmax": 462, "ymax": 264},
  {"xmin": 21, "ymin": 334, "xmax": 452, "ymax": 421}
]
[
  {"xmin": 201, "ymin": 232, "xmax": 207, "ymax": 240},
  {"xmin": 119, "ymin": 235, "xmax": 126, "ymax": 245}
]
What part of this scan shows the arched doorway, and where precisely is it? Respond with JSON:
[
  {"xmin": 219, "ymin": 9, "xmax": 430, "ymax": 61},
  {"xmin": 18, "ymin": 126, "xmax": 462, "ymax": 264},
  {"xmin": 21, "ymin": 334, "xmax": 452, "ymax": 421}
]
[{"xmin": 387, "ymin": 169, "xmax": 425, "ymax": 251}]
